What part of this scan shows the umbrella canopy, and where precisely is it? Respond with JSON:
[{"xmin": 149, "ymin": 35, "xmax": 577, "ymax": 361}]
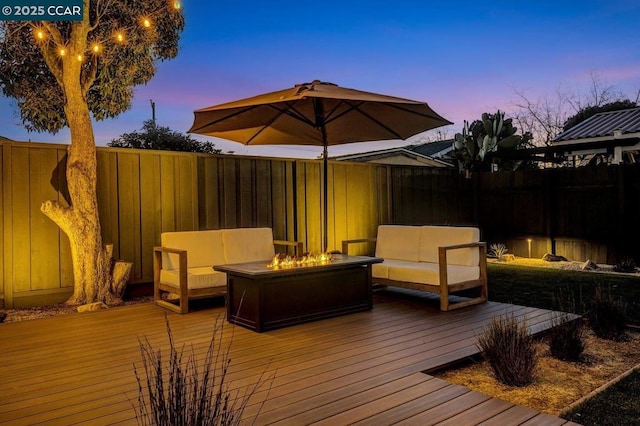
[
  {"xmin": 188, "ymin": 80, "xmax": 452, "ymax": 250},
  {"xmin": 188, "ymin": 80, "xmax": 452, "ymax": 147}
]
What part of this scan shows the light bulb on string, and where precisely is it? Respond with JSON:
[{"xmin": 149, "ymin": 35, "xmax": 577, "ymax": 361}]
[
  {"xmin": 76, "ymin": 54, "xmax": 83, "ymax": 62},
  {"xmin": 35, "ymin": 29, "xmax": 45, "ymax": 41},
  {"xmin": 92, "ymin": 43, "xmax": 101, "ymax": 54},
  {"xmin": 59, "ymin": 47, "xmax": 67, "ymax": 57},
  {"xmin": 115, "ymin": 31, "xmax": 125, "ymax": 43},
  {"xmin": 173, "ymin": 1, "xmax": 181, "ymax": 10},
  {"xmin": 142, "ymin": 18, "xmax": 151, "ymax": 28}
]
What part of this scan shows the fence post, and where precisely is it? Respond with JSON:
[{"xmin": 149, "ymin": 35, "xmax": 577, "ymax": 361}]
[
  {"xmin": 472, "ymin": 172, "xmax": 479, "ymax": 224},
  {"xmin": 616, "ymin": 165, "xmax": 626, "ymax": 263}
]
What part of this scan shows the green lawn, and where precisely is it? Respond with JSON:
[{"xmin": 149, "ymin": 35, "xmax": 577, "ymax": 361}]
[
  {"xmin": 487, "ymin": 263, "xmax": 640, "ymax": 325},
  {"xmin": 486, "ymin": 263, "xmax": 640, "ymax": 424},
  {"xmin": 563, "ymin": 370, "xmax": 640, "ymax": 426}
]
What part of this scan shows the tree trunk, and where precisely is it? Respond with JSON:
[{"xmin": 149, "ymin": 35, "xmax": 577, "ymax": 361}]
[{"xmin": 40, "ymin": 22, "xmax": 132, "ymax": 306}]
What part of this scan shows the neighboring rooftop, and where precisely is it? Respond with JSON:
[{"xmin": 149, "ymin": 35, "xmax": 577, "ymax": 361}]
[
  {"xmin": 553, "ymin": 107, "xmax": 640, "ymax": 143},
  {"xmin": 331, "ymin": 140, "xmax": 454, "ymax": 167},
  {"xmin": 406, "ymin": 139, "xmax": 454, "ymax": 157}
]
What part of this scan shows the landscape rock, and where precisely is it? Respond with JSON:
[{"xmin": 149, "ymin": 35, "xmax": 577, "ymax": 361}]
[
  {"xmin": 502, "ymin": 254, "xmax": 516, "ymax": 262},
  {"xmin": 542, "ymin": 253, "xmax": 568, "ymax": 262},
  {"xmin": 581, "ymin": 259, "xmax": 599, "ymax": 271},
  {"xmin": 77, "ymin": 302, "xmax": 108, "ymax": 313}
]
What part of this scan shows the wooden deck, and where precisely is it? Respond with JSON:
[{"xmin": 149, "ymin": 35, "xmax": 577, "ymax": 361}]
[{"xmin": 0, "ymin": 289, "xmax": 581, "ymax": 425}]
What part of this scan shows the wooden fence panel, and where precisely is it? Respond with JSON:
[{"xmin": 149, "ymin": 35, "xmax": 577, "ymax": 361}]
[
  {"xmin": 29, "ymin": 148, "xmax": 61, "ymax": 291},
  {"xmin": 0, "ymin": 145, "xmax": 4, "ymax": 302},
  {"xmin": 255, "ymin": 159, "xmax": 273, "ymax": 227},
  {"xmin": 198, "ymin": 156, "xmax": 221, "ymax": 230},
  {"xmin": 159, "ymin": 154, "xmax": 177, "ymax": 232},
  {"xmin": 97, "ymin": 150, "xmax": 120, "ymax": 256},
  {"xmin": 297, "ymin": 161, "xmax": 323, "ymax": 253},
  {"xmin": 139, "ymin": 153, "xmax": 162, "ymax": 281},
  {"xmin": 220, "ymin": 158, "xmax": 238, "ymax": 228},
  {"xmin": 268, "ymin": 161, "xmax": 296, "ymax": 240},
  {"xmin": 5, "ymin": 139, "xmax": 639, "ymax": 308},
  {"xmin": 331, "ymin": 163, "xmax": 348, "ymax": 251},
  {"xmin": 176, "ymin": 155, "xmax": 199, "ymax": 231},
  {"xmin": 11, "ymin": 147, "xmax": 31, "ymax": 294},
  {"xmin": 390, "ymin": 167, "xmax": 474, "ymax": 227},
  {"xmin": 238, "ymin": 158, "xmax": 255, "ymax": 227},
  {"xmin": 116, "ymin": 152, "xmax": 142, "ymax": 280},
  {"xmin": 348, "ymin": 164, "xmax": 377, "ymax": 241}
]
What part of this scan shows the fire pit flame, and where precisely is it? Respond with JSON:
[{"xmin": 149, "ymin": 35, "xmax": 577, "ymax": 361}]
[{"xmin": 267, "ymin": 252, "xmax": 333, "ymax": 269}]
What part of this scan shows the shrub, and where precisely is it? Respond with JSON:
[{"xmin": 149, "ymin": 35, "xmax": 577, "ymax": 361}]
[
  {"xmin": 133, "ymin": 315, "xmax": 270, "ymax": 425},
  {"xmin": 548, "ymin": 314, "xmax": 585, "ymax": 362},
  {"xmin": 477, "ymin": 313, "xmax": 537, "ymax": 386},
  {"xmin": 548, "ymin": 290, "xmax": 585, "ymax": 362},
  {"xmin": 489, "ymin": 243, "xmax": 509, "ymax": 260},
  {"xmin": 588, "ymin": 286, "xmax": 627, "ymax": 340},
  {"xmin": 614, "ymin": 258, "xmax": 637, "ymax": 273}
]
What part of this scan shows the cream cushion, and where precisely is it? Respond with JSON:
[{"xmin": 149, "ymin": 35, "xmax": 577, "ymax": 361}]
[
  {"xmin": 375, "ymin": 225, "xmax": 421, "ymax": 261},
  {"xmin": 371, "ymin": 262, "xmax": 390, "ymax": 280},
  {"xmin": 385, "ymin": 260, "xmax": 480, "ymax": 286},
  {"xmin": 222, "ymin": 227, "xmax": 275, "ymax": 264},
  {"xmin": 373, "ymin": 259, "xmax": 480, "ymax": 286},
  {"xmin": 418, "ymin": 226, "xmax": 479, "ymax": 266},
  {"xmin": 161, "ymin": 230, "xmax": 225, "ymax": 269},
  {"xmin": 160, "ymin": 267, "xmax": 227, "ymax": 290}
]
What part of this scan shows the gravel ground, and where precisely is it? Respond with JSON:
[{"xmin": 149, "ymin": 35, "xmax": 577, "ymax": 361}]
[{"xmin": 0, "ymin": 296, "xmax": 153, "ymax": 323}]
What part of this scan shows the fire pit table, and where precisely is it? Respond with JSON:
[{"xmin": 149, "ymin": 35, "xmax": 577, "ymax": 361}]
[{"xmin": 214, "ymin": 254, "xmax": 383, "ymax": 332}]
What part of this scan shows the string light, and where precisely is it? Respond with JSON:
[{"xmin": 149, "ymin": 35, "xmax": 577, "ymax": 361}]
[{"xmin": 29, "ymin": 3, "xmax": 182, "ymax": 59}]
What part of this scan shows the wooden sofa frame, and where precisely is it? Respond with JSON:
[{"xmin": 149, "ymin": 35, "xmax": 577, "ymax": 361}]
[{"xmin": 342, "ymin": 238, "xmax": 488, "ymax": 311}]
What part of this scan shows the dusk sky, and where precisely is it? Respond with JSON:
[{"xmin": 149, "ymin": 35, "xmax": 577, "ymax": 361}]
[{"xmin": 1, "ymin": 0, "xmax": 639, "ymax": 158}]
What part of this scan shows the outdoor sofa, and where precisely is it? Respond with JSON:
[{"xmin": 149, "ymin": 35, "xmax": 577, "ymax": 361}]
[
  {"xmin": 342, "ymin": 225, "xmax": 487, "ymax": 311},
  {"xmin": 153, "ymin": 227, "xmax": 303, "ymax": 313}
]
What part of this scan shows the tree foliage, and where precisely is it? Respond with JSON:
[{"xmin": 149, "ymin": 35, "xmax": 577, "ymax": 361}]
[
  {"xmin": 0, "ymin": 1, "xmax": 186, "ymax": 306},
  {"xmin": 109, "ymin": 120, "xmax": 222, "ymax": 154},
  {"xmin": 562, "ymin": 100, "xmax": 638, "ymax": 131},
  {"xmin": 0, "ymin": 0, "xmax": 184, "ymax": 133}
]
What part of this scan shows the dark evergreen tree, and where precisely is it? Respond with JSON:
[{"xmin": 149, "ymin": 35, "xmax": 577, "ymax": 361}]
[{"xmin": 109, "ymin": 120, "xmax": 222, "ymax": 154}]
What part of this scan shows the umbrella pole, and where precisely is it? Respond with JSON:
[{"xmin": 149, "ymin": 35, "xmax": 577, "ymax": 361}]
[{"xmin": 323, "ymin": 144, "xmax": 328, "ymax": 253}]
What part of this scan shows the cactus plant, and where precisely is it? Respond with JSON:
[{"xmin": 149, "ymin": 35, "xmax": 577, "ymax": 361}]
[{"xmin": 452, "ymin": 110, "xmax": 532, "ymax": 174}]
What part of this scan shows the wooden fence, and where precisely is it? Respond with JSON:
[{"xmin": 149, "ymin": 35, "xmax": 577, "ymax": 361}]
[
  {"xmin": 390, "ymin": 165, "xmax": 640, "ymax": 264},
  {"xmin": 2, "ymin": 140, "xmax": 638, "ymax": 308},
  {"xmin": 0, "ymin": 141, "xmax": 388, "ymax": 308}
]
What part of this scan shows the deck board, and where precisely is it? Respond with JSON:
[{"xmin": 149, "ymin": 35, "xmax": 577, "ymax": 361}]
[{"xmin": 0, "ymin": 288, "xmax": 579, "ymax": 425}]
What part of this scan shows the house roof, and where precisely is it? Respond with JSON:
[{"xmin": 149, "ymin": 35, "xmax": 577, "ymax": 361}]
[
  {"xmin": 331, "ymin": 148, "xmax": 453, "ymax": 167},
  {"xmin": 406, "ymin": 139, "xmax": 454, "ymax": 157},
  {"xmin": 553, "ymin": 107, "xmax": 640, "ymax": 144},
  {"xmin": 331, "ymin": 143, "xmax": 453, "ymax": 167}
]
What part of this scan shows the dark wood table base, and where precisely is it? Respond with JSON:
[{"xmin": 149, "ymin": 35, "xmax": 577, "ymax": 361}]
[{"xmin": 215, "ymin": 255, "xmax": 382, "ymax": 332}]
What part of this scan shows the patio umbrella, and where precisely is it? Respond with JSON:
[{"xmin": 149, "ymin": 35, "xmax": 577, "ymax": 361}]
[{"xmin": 188, "ymin": 80, "xmax": 452, "ymax": 251}]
